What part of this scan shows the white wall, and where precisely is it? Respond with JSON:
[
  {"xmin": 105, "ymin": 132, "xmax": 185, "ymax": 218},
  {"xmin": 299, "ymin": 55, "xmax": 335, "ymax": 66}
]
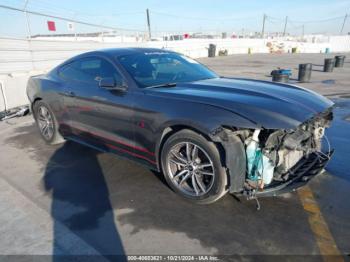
[
  {"xmin": 329, "ymin": 36, "xmax": 350, "ymax": 52},
  {"xmin": 0, "ymin": 37, "xmax": 272, "ymax": 75},
  {"xmin": 0, "ymin": 35, "xmax": 349, "ymax": 111}
]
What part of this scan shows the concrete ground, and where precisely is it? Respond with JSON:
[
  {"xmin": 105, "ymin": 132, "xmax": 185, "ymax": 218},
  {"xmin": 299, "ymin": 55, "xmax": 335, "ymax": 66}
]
[
  {"xmin": 0, "ymin": 53, "xmax": 349, "ymax": 261},
  {"xmin": 200, "ymin": 53, "xmax": 350, "ymax": 97}
]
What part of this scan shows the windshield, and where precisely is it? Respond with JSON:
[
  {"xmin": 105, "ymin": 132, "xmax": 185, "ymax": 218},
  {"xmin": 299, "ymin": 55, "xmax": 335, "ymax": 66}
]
[{"xmin": 117, "ymin": 52, "xmax": 218, "ymax": 88}]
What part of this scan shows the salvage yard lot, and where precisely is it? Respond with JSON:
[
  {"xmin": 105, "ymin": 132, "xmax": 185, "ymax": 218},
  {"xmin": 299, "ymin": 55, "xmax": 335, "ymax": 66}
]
[{"xmin": 0, "ymin": 53, "xmax": 349, "ymax": 259}]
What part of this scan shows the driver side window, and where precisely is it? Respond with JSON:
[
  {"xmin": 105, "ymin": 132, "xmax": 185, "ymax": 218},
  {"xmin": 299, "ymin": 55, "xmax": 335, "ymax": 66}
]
[{"xmin": 59, "ymin": 57, "xmax": 123, "ymax": 85}]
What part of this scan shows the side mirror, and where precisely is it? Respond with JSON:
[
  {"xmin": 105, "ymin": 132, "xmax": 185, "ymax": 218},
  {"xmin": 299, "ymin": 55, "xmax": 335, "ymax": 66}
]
[{"xmin": 99, "ymin": 77, "xmax": 127, "ymax": 91}]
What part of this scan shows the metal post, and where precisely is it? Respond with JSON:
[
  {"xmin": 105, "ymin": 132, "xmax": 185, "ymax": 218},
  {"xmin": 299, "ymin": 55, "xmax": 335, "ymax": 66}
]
[
  {"xmin": 23, "ymin": 0, "xmax": 34, "ymax": 71},
  {"xmin": 72, "ymin": 12, "xmax": 77, "ymax": 41},
  {"xmin": 261, "ymin": 14, "xmax": 266, "ymax": 38},
  {"xmin": 146, "ymin": 8, "xmax": 151, "ymax": 40},
  {"xmin": 23, "ymin": 0, "xmax": 31, "ymax": 39},
  {"xmin": 100, "ymin": 28, "xmax": 104, "ymax": 42},
  {"xmin": 302, "ymin": 24, "xmax": 305, "ymax": 38},
  {"xmin": 283, "ymin": 16, "xmax": 288, "ymax": 36},
  {"xmin": 340, "ymin": 14, "xmax": 348, "ymax": 34}
]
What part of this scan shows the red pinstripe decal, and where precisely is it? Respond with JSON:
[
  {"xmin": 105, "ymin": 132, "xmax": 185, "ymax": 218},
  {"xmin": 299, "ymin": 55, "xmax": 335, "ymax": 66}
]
[
  {"xmin": 107, "ymin": 144, "xmax": 156, "ymax": 165},
  {"xmin": 70, "ymin": 125, "xmax": 154, "ymax": 156},
  {"xmin": 102, "ymin": 133, "xmax": 155, "ymax": 156},
  {"xmin": 67, "ymin": 125, "xmax": 156, "ymax": 164}
]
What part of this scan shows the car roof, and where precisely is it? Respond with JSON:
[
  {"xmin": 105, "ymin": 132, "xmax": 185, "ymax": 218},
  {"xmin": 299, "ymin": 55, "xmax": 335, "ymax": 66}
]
[
  {"xmin": 107, "ymin": 47, "xmax": 175, "ymax": 56},
  {"xmin": 81, "ymin": 47, "xmax": 176, "ymax": 58}
]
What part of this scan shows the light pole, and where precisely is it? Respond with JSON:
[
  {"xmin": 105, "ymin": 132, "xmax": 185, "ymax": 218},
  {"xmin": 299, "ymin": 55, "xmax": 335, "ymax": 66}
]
[
  {"xmin": 261, "ymin": 14, "xmax": 266, "ymax": 38},
  {"xmin": 146, "ymin": 8, "xmax": 151, "ymax": 40}
]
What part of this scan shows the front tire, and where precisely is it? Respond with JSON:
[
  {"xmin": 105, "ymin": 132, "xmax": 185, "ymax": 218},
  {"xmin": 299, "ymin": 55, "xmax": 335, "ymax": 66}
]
[
  {"xmin": 161, "ymin": 129, "xmax": 228, "ymax": 204},
  {"xmin": 33, "ymin": 101, "xmax": 65, "ymax": 145}
]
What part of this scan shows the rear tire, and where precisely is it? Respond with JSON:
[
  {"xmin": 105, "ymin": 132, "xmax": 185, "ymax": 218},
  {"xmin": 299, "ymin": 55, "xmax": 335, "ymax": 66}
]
[
  {"xmin": 161, "ymin": 129, "xmax": 228, "ymax": 204},
  {"xmin": 33, "ymin": 101, "xmax": 65, "ymax": 145}
]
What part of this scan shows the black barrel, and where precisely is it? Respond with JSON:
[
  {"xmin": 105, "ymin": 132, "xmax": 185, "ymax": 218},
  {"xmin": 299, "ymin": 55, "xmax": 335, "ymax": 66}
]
[
  {"xmin": 271, "ymin": 70, "xmax": 289, "ymax": 83},
  {"xmin": 324, "ymin": 58, "xmax": 335, "ymax": 72},
  {"xmin": 335, "ymin": 55, "xmax": 345, "ymax": 67},
  {"xmin": 298, "ymin": 63, "xmax": 312, "ymax": 82},
  {"xmin": 208, "ymin": 44, "xmax": 216, "ymax": 57}
]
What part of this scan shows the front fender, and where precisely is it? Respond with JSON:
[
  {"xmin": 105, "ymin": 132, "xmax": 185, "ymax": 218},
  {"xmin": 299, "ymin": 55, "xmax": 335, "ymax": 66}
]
[{"xmin": 154, "ymin": 103, "xmax": 257, "ymax": 170}]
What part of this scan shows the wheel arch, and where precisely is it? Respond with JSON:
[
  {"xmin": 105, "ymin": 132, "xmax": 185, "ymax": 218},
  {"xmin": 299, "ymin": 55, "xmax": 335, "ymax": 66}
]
[
  {"xmin": 155, "ymin": 123, "xmax": 226, "ymax": 172},
  {"xmin": 31, "ymin": 97, "xmax": 43, "ymax": 118},
  {"xmin": 156, "ymin": 123, "xmax": 247, "ymax": 194}
]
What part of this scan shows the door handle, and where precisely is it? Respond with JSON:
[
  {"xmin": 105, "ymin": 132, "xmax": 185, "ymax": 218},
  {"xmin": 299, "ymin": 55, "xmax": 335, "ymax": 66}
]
[{"xmin": 64, "ymin": 91, "xmax": 76, "ymax": 97}]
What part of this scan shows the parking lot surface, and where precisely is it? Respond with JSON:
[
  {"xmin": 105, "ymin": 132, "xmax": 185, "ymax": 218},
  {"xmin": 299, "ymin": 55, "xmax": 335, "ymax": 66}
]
[{"xmin": 0, "ymin": 53, "xmax": 349, "ymax": 260}]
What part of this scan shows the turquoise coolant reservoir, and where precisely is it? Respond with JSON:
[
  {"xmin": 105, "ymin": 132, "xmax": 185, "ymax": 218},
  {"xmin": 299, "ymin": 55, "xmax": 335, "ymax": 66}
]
[{"xmin": 246, "ymin": 130, "xmax": 275, "ymax": 185}]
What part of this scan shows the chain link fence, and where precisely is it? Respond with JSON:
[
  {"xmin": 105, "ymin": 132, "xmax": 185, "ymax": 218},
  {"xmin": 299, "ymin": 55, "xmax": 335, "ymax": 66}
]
[{"xmin": 0, "ymin": 4, "xmax": 148, "ymax": 41}]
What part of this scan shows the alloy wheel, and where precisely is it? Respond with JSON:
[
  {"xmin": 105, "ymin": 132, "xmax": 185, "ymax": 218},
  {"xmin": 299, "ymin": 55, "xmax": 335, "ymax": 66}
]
[
  {"xmin": 166, "ymin": 142, "xmax": 215, "ymax": 197},
  {"xmin": 37, "ymin": 106, "xmax": 54, "ymax": 140}
]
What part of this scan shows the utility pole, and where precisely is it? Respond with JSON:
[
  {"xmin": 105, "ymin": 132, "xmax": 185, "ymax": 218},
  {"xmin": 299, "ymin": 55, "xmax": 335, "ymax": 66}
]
[
  {"xmin": 146, "ymin": 8, "xmax": 151, "ymax": 40},
  {"xmin": 340, "ymin": 14, "xmax": 348, "ymax": 34},
  {"xmin": 283, "ymin": 16, "xmax": 288, "ymax": 36},
  {"xmin": 261, "ymin": 14, "xmax": 266, "ymax": 38}
]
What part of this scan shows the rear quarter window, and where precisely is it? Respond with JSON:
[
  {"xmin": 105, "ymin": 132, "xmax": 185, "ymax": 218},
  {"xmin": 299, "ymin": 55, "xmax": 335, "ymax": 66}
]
[
  {"xmin": 58, "ymin": 60, "xmax": 94, "ymax": 82},
  {"xmin": 58, "ymin": 57, "xmax": 119, "ymax": 84}
]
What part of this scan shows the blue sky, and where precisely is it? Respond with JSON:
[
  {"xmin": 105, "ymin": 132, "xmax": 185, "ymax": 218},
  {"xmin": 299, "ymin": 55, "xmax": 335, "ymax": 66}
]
[{"xmin": 0, "ymin": 0, "xmax": 349, "ymax": 37}]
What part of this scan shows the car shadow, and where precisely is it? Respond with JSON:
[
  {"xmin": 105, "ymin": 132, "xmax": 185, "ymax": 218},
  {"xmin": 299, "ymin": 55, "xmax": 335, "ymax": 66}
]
[
  {"xmin": 99, "ymin": 152, "xmax": 319, "ymax": 255},
  {"xmin": 43, "ymin": 141, "xmax": 126, "ymax": 261}
]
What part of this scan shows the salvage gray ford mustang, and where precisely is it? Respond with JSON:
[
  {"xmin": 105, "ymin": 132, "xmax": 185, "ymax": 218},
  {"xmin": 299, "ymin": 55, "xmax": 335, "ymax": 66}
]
[{"xmin": 27, "ymin": 48, "xmax": 334, "ymax": 204}]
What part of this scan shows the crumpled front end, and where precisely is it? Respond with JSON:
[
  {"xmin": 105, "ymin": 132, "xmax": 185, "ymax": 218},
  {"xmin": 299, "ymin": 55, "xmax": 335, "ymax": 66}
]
[{"xmin": 216, "ymin": 108, "xmax": 334, "ymax": 196}]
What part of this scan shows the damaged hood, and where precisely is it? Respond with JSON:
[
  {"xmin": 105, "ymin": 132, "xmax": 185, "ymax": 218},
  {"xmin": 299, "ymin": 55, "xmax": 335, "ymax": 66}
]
[{"xmin": 150, "ymin": 77, "xmax": 334, "ymax": 129}]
